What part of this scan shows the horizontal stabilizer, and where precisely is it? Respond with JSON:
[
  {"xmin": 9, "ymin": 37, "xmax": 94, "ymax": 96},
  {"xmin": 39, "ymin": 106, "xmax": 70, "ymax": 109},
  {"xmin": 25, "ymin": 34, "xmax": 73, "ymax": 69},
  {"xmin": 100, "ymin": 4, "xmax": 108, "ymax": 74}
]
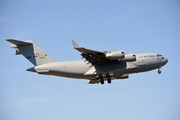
[
  {"xmin": 36, "ymin": 69, "xmax": 49, "ymax": 73},
  {"xmin": 27, "ymin": 67, "xmax": 49, "ymax": 73},
  {"xmin": 6, "ymin": 39, "xmax": 32, "ymax": 46}
]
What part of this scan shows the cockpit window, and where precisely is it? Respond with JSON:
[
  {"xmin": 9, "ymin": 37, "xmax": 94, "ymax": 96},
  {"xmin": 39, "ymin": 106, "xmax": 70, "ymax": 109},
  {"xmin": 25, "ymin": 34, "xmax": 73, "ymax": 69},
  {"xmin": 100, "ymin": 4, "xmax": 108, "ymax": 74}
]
[{"xmin": 157, "ymin": 54, "xmax": 162, "ymax": 57}]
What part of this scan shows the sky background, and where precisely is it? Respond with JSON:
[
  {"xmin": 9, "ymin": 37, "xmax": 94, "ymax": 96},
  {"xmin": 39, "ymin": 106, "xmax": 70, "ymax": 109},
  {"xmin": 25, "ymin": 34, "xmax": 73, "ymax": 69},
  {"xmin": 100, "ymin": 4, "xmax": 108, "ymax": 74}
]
[{"xmin": 0, "ymin": 0, "xmax": 180, "ymax": 120}]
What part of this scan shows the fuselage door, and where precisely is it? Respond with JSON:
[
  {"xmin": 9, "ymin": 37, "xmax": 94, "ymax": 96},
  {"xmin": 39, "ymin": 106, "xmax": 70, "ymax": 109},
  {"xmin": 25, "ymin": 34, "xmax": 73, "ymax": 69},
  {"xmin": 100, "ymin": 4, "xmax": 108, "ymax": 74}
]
[
  {"xmin": 157, "ymin": 57, "xmax": 161, "ymax": 63},
  {"xmin": 139, "ymin": 59, "xmax": 145, "ymax": 66}
]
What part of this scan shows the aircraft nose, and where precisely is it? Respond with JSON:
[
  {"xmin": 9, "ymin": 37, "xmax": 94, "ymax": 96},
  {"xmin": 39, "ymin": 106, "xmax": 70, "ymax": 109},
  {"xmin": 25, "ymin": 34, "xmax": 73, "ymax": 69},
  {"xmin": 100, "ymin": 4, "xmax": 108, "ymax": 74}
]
[
  {"xmin": 165, "ymin": 58, "xmax": 168, "ymax": 64},
  {"xmin": 164, "ymin": 57, "xmax": 168, "ymax": 65}
]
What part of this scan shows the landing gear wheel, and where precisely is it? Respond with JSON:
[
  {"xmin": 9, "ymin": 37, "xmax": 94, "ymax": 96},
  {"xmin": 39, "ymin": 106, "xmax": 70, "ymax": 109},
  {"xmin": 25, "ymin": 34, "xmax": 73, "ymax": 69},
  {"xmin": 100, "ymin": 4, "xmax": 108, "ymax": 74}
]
[
  {"xmin": 107, "ymin": 78, "xmax": 111, "ymax": 84},
  {"xmin": 99, "ymin": 74, "xmax": 103, "ymax": 78},
  {"xmin": 106, "ymin": 73, "xmax": 110, "ymax": 77},
  {"xmin": 158, "ymin": 70, "xmax": 161, "ymax": 74},
  {"xmin": 100, "ymin": 79, "xmax": 104, "ymax": 84},
  {"xmin": 106, "ymin": 73, "xmax": 111, "ymax": 84},
  {"xmin": 99, "ymin": 74, "xmax": 104, "ymax": 85}
]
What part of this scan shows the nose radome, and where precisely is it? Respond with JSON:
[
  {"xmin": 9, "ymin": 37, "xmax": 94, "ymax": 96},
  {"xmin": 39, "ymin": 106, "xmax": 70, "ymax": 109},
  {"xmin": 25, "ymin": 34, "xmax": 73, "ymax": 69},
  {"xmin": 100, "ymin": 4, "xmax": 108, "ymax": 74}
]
[{"xmin": 164, "ymin": 57, "xmax": 168, "ymax": 65}]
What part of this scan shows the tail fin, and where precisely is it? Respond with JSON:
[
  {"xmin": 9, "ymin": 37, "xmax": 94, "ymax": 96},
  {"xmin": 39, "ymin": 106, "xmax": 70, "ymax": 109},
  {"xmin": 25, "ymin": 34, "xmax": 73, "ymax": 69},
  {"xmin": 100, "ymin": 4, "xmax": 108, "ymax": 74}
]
[{"xmin": 7, "ymin": 39, "xmax": 55, "ymax": 66}]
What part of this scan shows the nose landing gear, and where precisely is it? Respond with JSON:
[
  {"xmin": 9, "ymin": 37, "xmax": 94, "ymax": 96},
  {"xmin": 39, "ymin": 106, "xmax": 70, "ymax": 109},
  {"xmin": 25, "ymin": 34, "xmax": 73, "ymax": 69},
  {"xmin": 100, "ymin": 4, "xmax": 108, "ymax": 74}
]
[{"xmin": 158, "ymin": 69, "xmax": 161, "ymax": 74}]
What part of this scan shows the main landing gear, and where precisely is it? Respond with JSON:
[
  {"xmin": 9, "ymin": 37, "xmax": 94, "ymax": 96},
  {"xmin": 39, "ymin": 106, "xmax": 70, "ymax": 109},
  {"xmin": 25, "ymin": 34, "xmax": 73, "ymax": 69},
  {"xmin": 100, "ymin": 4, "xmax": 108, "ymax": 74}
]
[
  {"xmin": 99, "ymin": 74, "xmax": 104, "ymax": 84},
  {"xmin": 106, "ymin": 73, "xmax": 111, "ymax": 84},
  {"xmin": 99, "ymin": 73, "xmax": 111, "ymax": 85}
]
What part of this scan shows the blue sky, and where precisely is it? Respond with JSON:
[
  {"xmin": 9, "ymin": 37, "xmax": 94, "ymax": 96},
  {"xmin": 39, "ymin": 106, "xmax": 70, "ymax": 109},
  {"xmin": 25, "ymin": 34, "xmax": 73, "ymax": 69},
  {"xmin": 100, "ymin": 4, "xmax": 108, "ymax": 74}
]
[{"xmin": 0, "ymin": 0, "xmax": 180, "ymax": 120}]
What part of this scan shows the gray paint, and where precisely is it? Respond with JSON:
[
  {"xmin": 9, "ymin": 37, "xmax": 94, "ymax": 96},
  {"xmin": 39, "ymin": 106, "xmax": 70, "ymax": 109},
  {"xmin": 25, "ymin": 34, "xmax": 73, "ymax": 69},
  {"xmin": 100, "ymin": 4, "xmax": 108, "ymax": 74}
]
[{"xmin": 7, "ymin": 39, "xmax": 168, "ymax": 84}]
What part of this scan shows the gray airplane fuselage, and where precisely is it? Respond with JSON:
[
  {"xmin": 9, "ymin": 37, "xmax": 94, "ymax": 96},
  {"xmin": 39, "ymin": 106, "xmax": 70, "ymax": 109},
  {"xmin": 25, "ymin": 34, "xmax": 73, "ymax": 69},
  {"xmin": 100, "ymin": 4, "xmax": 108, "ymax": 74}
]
[
  {"xmin": 29, "ymin": 53, "xmax": 168, "ymax": 80},
  {"xmin": 7, "ymin": 39, "xmax": 168, "ymax": 84}
]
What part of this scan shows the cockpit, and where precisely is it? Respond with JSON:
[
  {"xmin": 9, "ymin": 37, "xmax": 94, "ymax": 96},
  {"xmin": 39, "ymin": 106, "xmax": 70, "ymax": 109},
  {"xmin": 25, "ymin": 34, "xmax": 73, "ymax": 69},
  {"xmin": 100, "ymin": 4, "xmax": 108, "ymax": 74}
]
[
  {"xmin": 157, "ymin": 54, "xmax": 162, "ymax": 57},
  {"xmin": 157, "ymin": 54, "xmax": 164, "ymax": 59}
]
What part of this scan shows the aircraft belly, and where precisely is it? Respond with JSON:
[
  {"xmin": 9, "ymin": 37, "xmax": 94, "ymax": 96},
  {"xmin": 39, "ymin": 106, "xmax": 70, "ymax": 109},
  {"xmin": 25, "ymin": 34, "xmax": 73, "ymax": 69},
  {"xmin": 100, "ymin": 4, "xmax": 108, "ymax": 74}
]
[{"xmin": 40, "ymin": 70, "xmax": 94, "ymax": 79}]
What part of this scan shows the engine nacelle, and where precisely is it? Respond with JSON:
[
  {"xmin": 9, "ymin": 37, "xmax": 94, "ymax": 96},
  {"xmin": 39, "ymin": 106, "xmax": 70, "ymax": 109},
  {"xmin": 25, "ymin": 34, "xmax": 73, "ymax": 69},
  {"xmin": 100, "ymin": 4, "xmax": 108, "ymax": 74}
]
[
  {"xmin": 119, "ymin": 54, "xmax": 136, "ymax": 62},
  {"xmin": 106, "ymin": 50, "xmax": 125, "ymax": 60}
]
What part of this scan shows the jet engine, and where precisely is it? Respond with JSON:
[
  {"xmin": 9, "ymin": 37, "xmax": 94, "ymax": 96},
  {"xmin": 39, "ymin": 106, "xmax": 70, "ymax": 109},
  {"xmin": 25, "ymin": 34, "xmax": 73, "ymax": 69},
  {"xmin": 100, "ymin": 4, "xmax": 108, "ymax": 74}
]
[
  {"xmin": 119, "ymin": 54, "xmax": 136, "ymax": 62},
  {"xmin": 106, "ymin": 50, "xmax": 125, "ymax": 59}
]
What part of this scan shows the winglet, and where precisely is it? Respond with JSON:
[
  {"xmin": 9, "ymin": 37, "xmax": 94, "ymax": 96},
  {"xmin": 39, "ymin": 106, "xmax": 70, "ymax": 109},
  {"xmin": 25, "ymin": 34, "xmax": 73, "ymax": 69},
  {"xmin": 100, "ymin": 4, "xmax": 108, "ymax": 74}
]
[{"xmin": 71, "ymin": 39, "xmax": 79, "ymax": 48}]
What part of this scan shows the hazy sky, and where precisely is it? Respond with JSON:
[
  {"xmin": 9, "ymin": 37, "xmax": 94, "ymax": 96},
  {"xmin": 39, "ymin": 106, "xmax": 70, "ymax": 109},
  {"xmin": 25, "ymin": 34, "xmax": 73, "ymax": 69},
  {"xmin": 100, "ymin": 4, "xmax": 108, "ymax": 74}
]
[{"xmin": 0, "ymin": 0, "xmax": 180, "ymax": 120}]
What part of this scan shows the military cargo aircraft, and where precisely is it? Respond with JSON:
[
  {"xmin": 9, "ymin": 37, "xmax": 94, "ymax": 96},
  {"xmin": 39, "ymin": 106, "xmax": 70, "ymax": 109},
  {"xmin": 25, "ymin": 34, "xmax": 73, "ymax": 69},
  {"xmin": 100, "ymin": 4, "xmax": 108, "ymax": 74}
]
[{"xmin": 7, "ymin": 39, "xmax": 168, "ymax": 84}]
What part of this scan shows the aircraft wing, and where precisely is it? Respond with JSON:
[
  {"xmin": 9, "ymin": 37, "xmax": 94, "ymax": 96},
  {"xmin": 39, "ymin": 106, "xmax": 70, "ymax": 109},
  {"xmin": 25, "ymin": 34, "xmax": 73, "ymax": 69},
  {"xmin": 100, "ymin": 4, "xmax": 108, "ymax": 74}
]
[
  {"xmin": 71, "ymin": 39, "xmax": 108, "ymax": 65},
  {"xmin": 72, "ymin": 40, "xmax": 138, "ymax": 65}
]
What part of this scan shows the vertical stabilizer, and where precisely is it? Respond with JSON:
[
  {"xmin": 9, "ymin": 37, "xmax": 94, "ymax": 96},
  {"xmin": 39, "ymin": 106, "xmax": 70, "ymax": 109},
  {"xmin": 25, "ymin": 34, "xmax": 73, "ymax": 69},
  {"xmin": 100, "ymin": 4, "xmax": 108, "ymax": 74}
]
[{"xmin": 7, "ymin": 39, "xmax": 55, "ymax": 66}]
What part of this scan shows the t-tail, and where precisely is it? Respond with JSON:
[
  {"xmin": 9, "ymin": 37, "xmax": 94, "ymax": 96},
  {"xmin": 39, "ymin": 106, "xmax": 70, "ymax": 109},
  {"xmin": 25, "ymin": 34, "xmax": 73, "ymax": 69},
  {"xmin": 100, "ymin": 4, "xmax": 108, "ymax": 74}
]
[{"xmin": 7, "ymin": 39, "xmax": 55, "ymax": 66}]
